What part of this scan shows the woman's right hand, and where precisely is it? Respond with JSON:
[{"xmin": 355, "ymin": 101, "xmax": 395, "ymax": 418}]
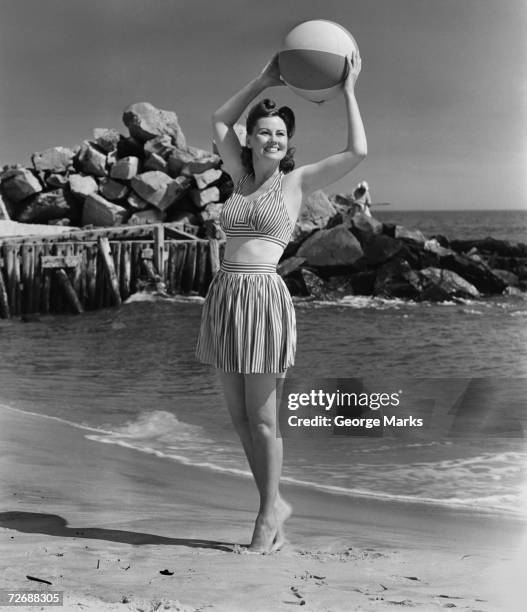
[{"xmin": 257, "ymin": 53, "xmax": 285, "ymax": 87}]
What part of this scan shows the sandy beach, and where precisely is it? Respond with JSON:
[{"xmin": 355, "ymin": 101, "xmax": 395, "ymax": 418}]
[{"xmin": 0, "ymin": 404, "xmax": 524, "ymax": 612}]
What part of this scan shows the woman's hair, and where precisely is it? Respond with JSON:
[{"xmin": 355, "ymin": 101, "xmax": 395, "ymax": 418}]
[{"xmin": 240, "ymin": 98, "xmax": 296, "ymax": 175}]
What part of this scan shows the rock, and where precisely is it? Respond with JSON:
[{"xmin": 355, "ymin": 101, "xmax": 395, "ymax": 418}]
[
  {"xmin": 424, "ymin": 238, "xmax": 455, "ymax": 257},
  {"xmin": 373, "ymin": 258, "xmax": 422, "ymax": 299},
  {"xmin": 93, "ymin": 128, "xmax": 120, "ymax": 153},
  {"xmin": 0, "ymin": 193, "xmax": 11, "ymax": 220},
  {"xmin": 167, "ymin": 146, "xmax": 220, "ymax": 177},
  {"xmin": 300, "ymin": 269, "xmax": 352, "ymax": 300},
  {"xmin": 349, "ymin": 212, "xmax": 383, "ymax": 243},
  {"xmin": 418, "ymin": 267, "xmax": 480, "ymax": 301},
  {"xmin": 48, "ymin": 218, "xmax": 71, "ymax": 226},
  {"xmin": 190, "ymin": 186, "xmax": 220, "ymax": 209},
  {"xmin": 166, "ymin": 209, "xmax": 199, "ymax": 225},
  {"xmin": 363, "ymin": 234, "xmax": 404, "ymax": 266},
  {"xmin": 126, "ymin": 191, "xmax": 150, "ymax": 210},
  {"xmin": 450, "ymin": 238, "xmax": 527, "ymax": 258},
  {"xmin": 1, "ymin": 169, "xmax": 43, "ymax": 202},
  {"xmin": 198, "ymin": 202, "xmax": 223, "ymax": 223},
  {"xmin": 31, "ymin": 146, "xmax": 75, "ymax": 173},
  {"xmin": 128, "ymin": 207, "xmax": 165, "ymax": 225},
  {"xmin": 202, "ymin": 219, "xmax": 226, "ymax": 240},
  {"xmin": 440, "ymin": 252, "xmax": 507, "ymax": 294},
  {"xmin": 217, "ymin": 173, "xmax": 234, "ymax": 201},
  {"xmin": 131, "ymin": 172, "xmax": 191, "ymax": 211},
  {"xmin": 75, "ymin": 141, "xmax": 107, "ymax": 177},
  {"xmin": 110, "ymin": 156, "xmax": 140, "ymax": 180},
  {"xmin": 193, "ymin": 168, "xmax": 222, "ymax": 190},
  {"xmin": 16, "ymin": 190, "xmax": 70, "ymax": 223},
  {"xmin": 395, "ymin": 225, "xmax": 427, "ymax": 244},
  {"xmin": 144, "ymin": 135, "xmax": 176, "ymax": 159},
  {"xmin": 143, "ymin": 153, "xmax": 167, "ymax": 173},
  {"xmin": 296, "ymin": 224, "xmax": 363, "ymax": 267},
  {"xmin": 122, "ymin": 102, "xmax": 186, "ymax": 148},
  {"xmin": 491, "ymin": 269, "xmax": 519, "ymax": 287},
  {"xmin": 294, "ymin": 190, "xmax": 337, "ymax": 237},
  {"xmin": 82, "ymin": 193, "xmax": 128, "ymax": 226},
  {"xmin": 46, "ymin": 174, "xmax": 69, "ymax": 189},
  {"xmin": 277, "ymin": 256, "xmax": 306, "ymax": 277},
  {"xmin": 99, "ymin": 178, "xmax": 129, "ymax": 201},
  {"xmin": 117, "ymin": 135, "xmax": 143, "ymax": 159},
  {"xmin": 348, "ymin": 270, "xmax": 376, "ymax": 295},
  {"xmin": 69, "ymin": 174, "xmax": 99, "ymax": 198}
]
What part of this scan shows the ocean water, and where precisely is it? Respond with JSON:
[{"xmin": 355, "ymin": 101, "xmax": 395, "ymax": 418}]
[{"xmin": 1, "ymin": 210, "xmax": 526, "ymax": 520}]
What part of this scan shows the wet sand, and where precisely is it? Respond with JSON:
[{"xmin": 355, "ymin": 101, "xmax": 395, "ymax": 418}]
[{"xmin": 0, "ymin": 405, "xmax": 524, "ymax": 611}]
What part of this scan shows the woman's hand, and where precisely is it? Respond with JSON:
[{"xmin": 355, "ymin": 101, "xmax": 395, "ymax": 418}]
[
  {"xmin": 257, "ymin": 53, "xmax": 285, "ymax": 88},
  {"xmin": 343, "ymin": 50, "xmax": 362, "ymax": 93}
]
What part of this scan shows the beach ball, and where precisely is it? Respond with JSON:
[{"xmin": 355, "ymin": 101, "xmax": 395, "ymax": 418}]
[{"xmin": 278, "ymin": 20, "xmax": 359, "ymax": 103}]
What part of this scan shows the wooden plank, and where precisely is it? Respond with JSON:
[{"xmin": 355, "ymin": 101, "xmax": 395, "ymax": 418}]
[
  {"xmin": 21, "ymin": 243, "xmax": 34, "ymax": 314},
  {"xmin": 194, "ymin": 241, "xmax": 207, "ymax": 295},
  {"xmin": 209, "ymin": 239, "xmax": 220, "ymax": 275},
  {"xmin": 40, "ymin": 244, "xmax": 51, "ymax": 314},
  {"xmin": 181, "ymin": 241, "xmax": 197, "ymax": 294},
  {"xmin": 0, "ymin": 264, "xmax": 10, "ymax": 318},
  {"xmin": 32, "ymin": 243, "xmax": 43, "ymax": 313},
  {"xmin": 54, "ymin": 268, "xmax": 83, "ymax": 314},
  {"xmin": 41, "ymin": 254, "xmax": 82, "ymax": 269},
  {"xmin": 14, "ymin": 245, "xmax": 22, "ymax": 315},
  {"xmin": 86, "ymin": 243, "xmax": 98, "ymax": 310},
  {"xmin": 164, "ymin": 226, "xmax": 199, "ymax": 240},
  {"xmin": 173, "ymin": 242, "xmax": 187, "ymax": 293},
  {"xmin": 153, "ymin": 224, "xmax": 164, "ymax": 275},
  {"xmin": 120, "ymin": 241, "xmax": 132, "ymax": 300},
  {"xmin": 98, "ymin": 237, "xmax": 122, "ymax": 307}
]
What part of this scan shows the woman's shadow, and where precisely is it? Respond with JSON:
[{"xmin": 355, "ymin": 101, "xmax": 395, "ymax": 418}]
[{"xmin": 0, "ymin": 511, "xmax": 234, "ymax": 552}]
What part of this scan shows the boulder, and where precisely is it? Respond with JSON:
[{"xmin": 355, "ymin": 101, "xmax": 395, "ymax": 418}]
[
  {"xmin": 127, "ymin": 191, "xmax": 150, "ymax": 210},
  {"xmin": 93, "ymin": 128, "xmax": 120, "ymax": 153},
  {"xmin": 1, "ymin": 169, "xmax": 42, "ymax": 202},
  {"xmin": 131, "ymin": 172, "xmax": 191, "ymax": 211},
  {"xmin": 143, "ymin": 153, "xmax": 167, "ymax": 173},
  {"xmin": 424, "ymin": 238, "xmax": 455, "ymax": 257},
  {"xmin": 296, "ymin": 224, "xmax": 363, "ymax": 267},
  {"xmin": 110, "ymin": 156, "xmax": 140, "ymax": 180},
  {"xmin": 31, "ymin": 146, "xmax": 75, "ymax": 173},
  {"xmin": 212, "ymin": 122, "xmax": 246, "ymax": 154},
  {"xmin": 373, "ymin": 258, "xmax": 422, "ymax": 300},
  {"xmin": 198, "ymin": 202, "xmax": 223, "ymax": 223},
  {"xmin": 46, "ymin": 174, "xmax": 69, "ymax": 189},
  {"xmin": 144, "ymin": 135, "xmax": 176, "ymax": 159},
  {"xmin": 82, "ymin": 193, "xmax": 128, "ymax": 226},
  {"xmin": 395, "ymin": 225, "xmax": 427, "ymax": 244},
  {"xmin": 194, "ymin": 168, "xmax": 222, "ymax": 190},
  {"xmin": 99, "ymin": 178, "xmax": 129, "ymax": 201},
  {"xmin": 295, "ymin": 190, "xmax": 337, "ymax": 232},
  {"xmin": 363, "ymin": 234, "xmax": 404, "ymax": 266},
  {"xmin": 75, "ymin": 141, "xmax": 107, "ymax": 177},
  {"xmin": 440, "ymin": 252, "xmax": 507, "ymax": 294},
  {"xmin": 277, "ymin": 256, "xmax": 306, "ymax": 277},
  {"xmin": 190, "ymin": 186, "xmax": 220, "ymax": 209},
  {"xmin": 491, "ymin": 269, "xmax": 519, "ymax": 287},
  {"xmin": 418, "ymin": 267, "xmax": 480, "ymax": 301},
  {"xmin": 116, "ymin": 135, "xmax": 143, "ymax": 159},
  {"xmin": 0, "ymin": 193, "xmax": 11, "ymax": 220},
  {"xmin": 167, "ymin": 146, "xmax": 221, "ymax": 177},
  {"xmin": 450, "ymin": 238, "xmax": 527, "ymax": 258},
  {"xmin": 300, "ymin": 269, "xmax": 353, "ymax": 300},
  {"xmin": 349, "ymin": 212, "xmax": 383, "ymax": 244},
  {"xmin": 202, "ymin": 219, "xmax": 226, "ymax": 240},
  {"xmin": 69, "ymin": 174, "xmax": 99, "ymax": 198},
  {"xmin": 128, "ymin": 207, "xmax": 165, "ymax": 225},
  {"xmin": 16, "ymin": 190, "xmax": 70, "ymax": 223},
  {"xmin": 122, "ymin": 102, "xmax": 186, "ymax": 148},
  {"xmin": 166, "ymin": 209, "xmax": 200, "ymax": 225}
]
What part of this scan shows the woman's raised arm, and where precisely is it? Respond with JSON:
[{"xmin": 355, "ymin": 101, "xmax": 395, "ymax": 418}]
[
  {"xmin": 292, "ymin": 50, "xmax": 367, "ymax": 195},
  {"xmin": 212, "ymin": 56, "xmax": 284, "ymax": 182}
]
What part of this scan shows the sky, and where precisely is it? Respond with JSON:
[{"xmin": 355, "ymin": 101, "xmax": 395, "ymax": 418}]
[{"xmin": 1, "ymin": 0, "xmax": 526, "ymax": 210}]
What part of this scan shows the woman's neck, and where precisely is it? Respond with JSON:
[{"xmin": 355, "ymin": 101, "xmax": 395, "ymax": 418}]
[{"xmin": 252, "ymin": 164, "xmax": 280, "ymax": 187}]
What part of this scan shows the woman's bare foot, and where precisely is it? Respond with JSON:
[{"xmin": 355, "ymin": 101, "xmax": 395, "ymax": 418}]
[
  {"xmin": 271, "ymin": 495, "xmax": 293, "ymax": 552},
  {"xmin": 248, "ymin": 513, "xmax": 277, "ymax": 553}
]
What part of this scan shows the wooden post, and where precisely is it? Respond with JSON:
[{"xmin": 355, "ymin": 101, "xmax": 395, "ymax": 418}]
[
  {"xmin": 194, "ymin": 241, "xmax": 208, "ymax": 295},
  {"xmin": 21, "ymin": 244, "xmax": 34, "ymax": 314},
  {"xmin": 41, "ymin": 244, "xmax": 51, "ymax": 314},
  {"xmin": 131, "ymin": 242, "xmax": 142, "ymax": 291},
  {"xmin": 209, "ymin": 239, "xmax": 220, "ymax": 275},
  {"xmin": 173, "ymin": 242, "xmax": 188, "ymax": 293},
  {"xmin": 0, "ymin": 265, "xmax": 10, "ymax": 319},
  {"xmin": 98, "ymin": 237, "xmax": 122, "ymax": 307},
  {"xmin": 33, "ymin": 243, "xmax": 43, "ymax": 314},
  {"xmin": 181, "ymin": 241, "xmax": 197, "ymax": 294},
  {"xmin": 121, "ymin": 241, "xmax": 132, "ymax": 300},
  {"xmin": 153, "ymin": 224, "xmax": 164, "ymax": 277},
  {"xmin": 86, "ymin": 243, "xmax": 98, "ymax": 309},
  {"xmin": 54, "ymin": 268, "xmax": 83, "ymax": 314}
]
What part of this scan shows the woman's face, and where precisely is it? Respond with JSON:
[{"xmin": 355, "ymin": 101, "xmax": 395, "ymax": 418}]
[{"xmin": 247, "ymin": 116, "xmax": 288, "ymax": 165}]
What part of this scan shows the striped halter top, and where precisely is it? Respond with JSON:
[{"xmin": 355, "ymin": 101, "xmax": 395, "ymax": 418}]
[{"xmin": 220, "ymin": 171, "xmax": 294, "ymax": 248}]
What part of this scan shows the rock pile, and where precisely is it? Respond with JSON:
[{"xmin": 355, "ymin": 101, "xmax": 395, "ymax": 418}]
[
  {"xmin": 279, "ymin": 191, "xmax": 527, "ymax": 301},
  {"xmin": 0, "ymin": 102, "xmax": 235, "ymax": 238}
]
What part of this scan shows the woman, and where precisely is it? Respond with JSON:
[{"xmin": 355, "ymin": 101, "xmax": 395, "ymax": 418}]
[{"xmin": 196, "ymin": 51, "xmax": 366, "ymax": 553}]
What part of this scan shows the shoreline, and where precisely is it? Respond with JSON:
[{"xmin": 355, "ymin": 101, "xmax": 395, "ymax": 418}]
[{"xmin": 1, "ymin": 403, "xmax": 525, "ymax": 611}]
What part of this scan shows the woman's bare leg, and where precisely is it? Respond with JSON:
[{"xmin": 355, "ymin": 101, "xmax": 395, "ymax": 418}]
[
  {"xmin": 217, "ymin": 370, "xmax": 292, "ymax": 551},
  {"xmin": 244, "ymin": 372, "xmax": 283, "ymax": 552}
]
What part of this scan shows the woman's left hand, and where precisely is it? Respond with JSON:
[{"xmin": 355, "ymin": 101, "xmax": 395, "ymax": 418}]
[{"xmin": 343, "ymin": 50, "xmax": 362, "ymax": 93}]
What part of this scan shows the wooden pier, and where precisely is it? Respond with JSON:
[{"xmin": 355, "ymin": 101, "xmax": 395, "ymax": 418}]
[{"xmin": 0, "ymin": 223, "xmax": 224, "ymax": 319}]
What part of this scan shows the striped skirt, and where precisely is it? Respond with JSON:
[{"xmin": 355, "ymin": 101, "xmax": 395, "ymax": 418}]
[{"xmin": 195, "ymin": 259, "xmax": 296, "ymax": 373}]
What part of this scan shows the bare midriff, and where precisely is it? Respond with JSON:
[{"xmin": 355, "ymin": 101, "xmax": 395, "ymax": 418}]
[{"xmin": 223, "ymin": 236, "xmax": 285, "ymax": 266}]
